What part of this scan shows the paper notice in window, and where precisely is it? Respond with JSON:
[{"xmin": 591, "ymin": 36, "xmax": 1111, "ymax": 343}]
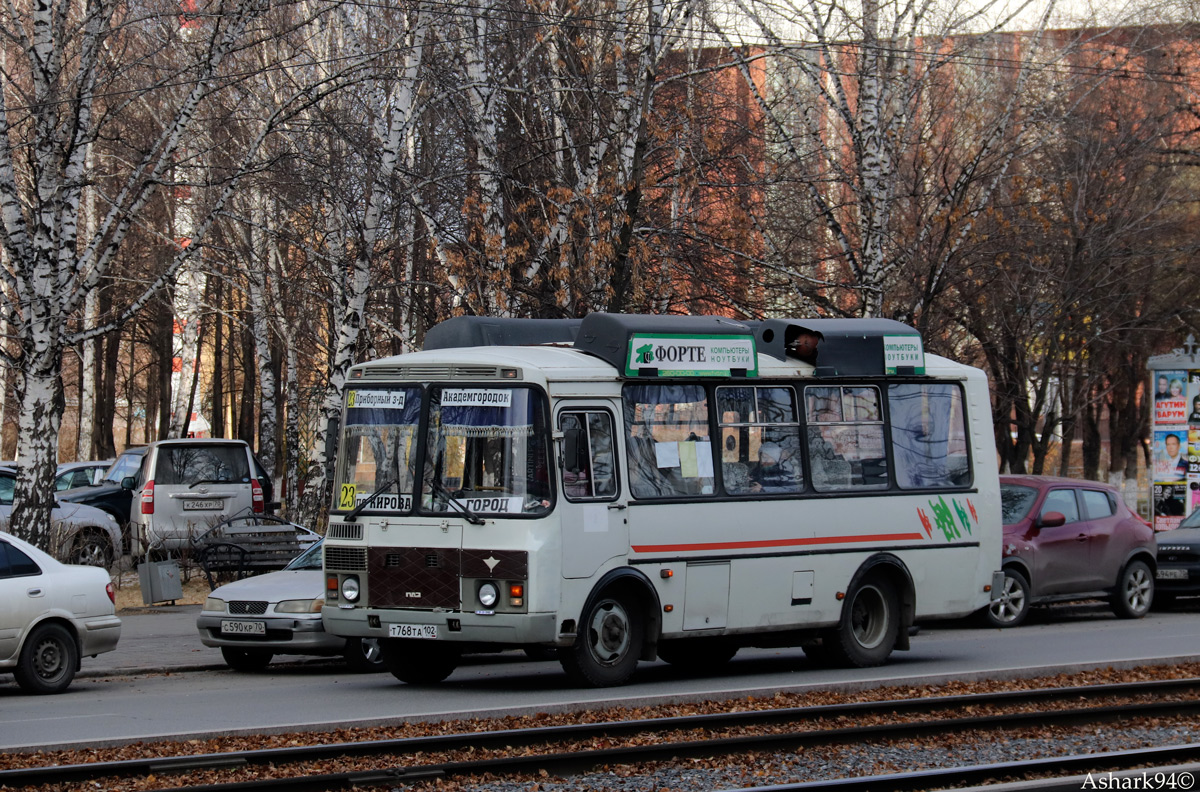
[
  {"xmin": 696, "ymin": 442, "xmax": 714, "ymax": 477},
  {"xmin": 655, "ymin": 441, "xmax": 680, "ymax": 469},
  {"xmin": 680, "ymin": 442, "xmax": 698, "ymax": 478}
]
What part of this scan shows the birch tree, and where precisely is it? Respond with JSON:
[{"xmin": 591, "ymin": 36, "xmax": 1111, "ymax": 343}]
[{"xmin": 707, "ymin": 0, "xmax": 1059, "ymax": 321}]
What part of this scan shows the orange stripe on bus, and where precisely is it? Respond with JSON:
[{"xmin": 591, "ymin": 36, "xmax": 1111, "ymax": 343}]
[{"xmin": 631, "ymin": 533, "xmax": 927, "ymax": 554}]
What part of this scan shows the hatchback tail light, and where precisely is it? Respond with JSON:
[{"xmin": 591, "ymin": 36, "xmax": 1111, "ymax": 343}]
[
  {"xmin": 105, "ymin": 582, "xmax": 115, "ymax": 604},
  {"xmin": 251, "ymin": 479, "xmax": 264, "ymax": 513},
  {"xmin": 141, "ymin": 480, "xmax": 155, "ymax": 515}
]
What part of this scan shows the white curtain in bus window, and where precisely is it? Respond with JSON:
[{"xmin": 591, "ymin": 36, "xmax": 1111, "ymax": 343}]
[
  {"xmin": 888, "ymin": 384, "xmax": 970, "ymax": 489},
  {"xmin": 623, "ymin": 384, "xmax": 714, "ymax": 499},
  {"xmin": 716, "ymin": 386, "xmax": 804, "ymax": 495},
  {"xmin": 336, "ymin": 387, "xmax": 422, "ymax": 511},
  {"xmin": 424, "ymin": 388, "xmax": 551, "ymax": 514},
  {"xmin": 805, "ymin": 386, "xmax": 888, "ymax": 491}
]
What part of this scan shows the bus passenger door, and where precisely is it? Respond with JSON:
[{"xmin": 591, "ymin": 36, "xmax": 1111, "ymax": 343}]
[{"xmin": 557, "ymin": 408, "xmax": 629, "ymax": 579}]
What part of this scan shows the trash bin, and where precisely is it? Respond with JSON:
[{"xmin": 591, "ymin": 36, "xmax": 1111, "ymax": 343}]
[{"xmin": 138, "ymin": 560, "xmax": 183, "ymax": 605}]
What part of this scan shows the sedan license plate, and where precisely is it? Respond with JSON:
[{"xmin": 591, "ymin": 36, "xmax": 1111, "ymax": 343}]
[
  {"xmin": 1156, "ymin": 568, "xmax": 1188, "ymax": 580},
  {"xmin": 388, "ymin": 623, "xmax": 438, "ymax": 639},
  {"xmin": 221, "ymin": 620, "xmax": 266, "ymax": 635},
  {"xmin": 184, "ymin": 499, "xmax": 222, "ymax": 510}
]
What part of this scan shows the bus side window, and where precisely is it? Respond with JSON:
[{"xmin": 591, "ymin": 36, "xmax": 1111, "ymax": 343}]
[
  {"xmin": 887, "ymin": 383, "xmax": 971, "ymax": 489},
  {"xmin": 622, "ymin": 384, "xmax": 713, "ymax": 499},
  {"xmin": 560, "ymin": 411, "xmax": 617, "ymax": 501},
  {"xmin": 716, "ymin": 385, "xmax": 803, "ymax": 496},
  {"xmin": 806, "ymin": 386, "xmax": 887, "ymax": 492}
]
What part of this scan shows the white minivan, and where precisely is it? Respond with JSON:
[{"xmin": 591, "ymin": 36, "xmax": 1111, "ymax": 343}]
[{"xmin": 125, "ymin": 439, "xmax": 274, "ymax": 555}]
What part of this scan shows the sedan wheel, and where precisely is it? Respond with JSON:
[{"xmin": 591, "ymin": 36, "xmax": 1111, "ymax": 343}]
[
  {"xmin": 344, "ymin": 638, "xmax": 385, "ymax": 673},
  {"xmin": 14, "ymin": 623, "xmax": 79, "ymax": 694},
  {"xmin": 70, "ymin": 530, "xmax": 113, "ymax": 568}
]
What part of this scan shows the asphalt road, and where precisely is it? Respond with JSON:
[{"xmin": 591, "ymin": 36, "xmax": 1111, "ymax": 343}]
[{"xmin": 2, "ymin": 600, "xmax": 1199, "ymax": 752}]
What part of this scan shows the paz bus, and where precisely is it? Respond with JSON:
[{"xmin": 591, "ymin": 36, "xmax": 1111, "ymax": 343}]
[{"xmin": 321, "ymin": 313, "xmax": 1002, "ymax": 687}]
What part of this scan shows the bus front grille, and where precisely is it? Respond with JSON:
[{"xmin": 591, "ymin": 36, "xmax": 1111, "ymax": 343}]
[{"xmin": 325, "ymin": 546, "xmax": 367, "ymax": 571}]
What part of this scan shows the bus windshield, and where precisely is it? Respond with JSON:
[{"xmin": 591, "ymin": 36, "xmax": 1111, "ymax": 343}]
[
  {"xmin": 334, "ymin": 387, "xmax": 422, "ymax": 512},
  {"xmin": 423, "ymin": 386, "xmax": 552, "ymax": 516}
]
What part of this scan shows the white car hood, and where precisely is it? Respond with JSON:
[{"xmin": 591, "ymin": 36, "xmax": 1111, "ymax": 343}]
[{"xmin": 209, "ymin": 569, "xmax": 323, "ymax": 602}]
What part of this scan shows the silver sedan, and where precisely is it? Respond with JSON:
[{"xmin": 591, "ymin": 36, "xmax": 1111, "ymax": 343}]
[
  {"xmin": 196, "ymin": 539, "xmax": 382, "ymax": 673},
  {"xmin": 0, "ymin": 530, "xmax": 122, "ymax": 694}
]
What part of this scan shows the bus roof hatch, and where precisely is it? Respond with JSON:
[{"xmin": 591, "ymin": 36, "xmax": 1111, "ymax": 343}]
[{"xmin": 756, "ymin": 318, "xmax": 924, "ymax": 376}]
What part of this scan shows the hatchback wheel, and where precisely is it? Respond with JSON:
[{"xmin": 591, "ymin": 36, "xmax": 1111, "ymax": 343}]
[
  {"xmin": 985, "ymin": 568, "xmax": 1031, "ymax": 628},
  {"xmin": 1111, "ymin": 559, "xmax": 1153, "ymax": 619}
]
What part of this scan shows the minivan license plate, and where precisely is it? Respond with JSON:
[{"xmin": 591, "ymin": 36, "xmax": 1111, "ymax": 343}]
[
  {"xmin": 1156, "ymin": 569, "xmax": 1188, "ymax": 580},
  {"xmin": 221, "ymin": 620, "xmax": 265, "ymax": 635},
  {"xmin": 388, "ymin": 624, "xmax": 438, "ymax": 639},
  {"xmin": 184, "ymin": 499, "xmax": 222, "ymax": 510}
]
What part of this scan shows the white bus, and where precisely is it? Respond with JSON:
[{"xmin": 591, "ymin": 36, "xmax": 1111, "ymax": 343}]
[{"xmin": 322, "ymin": 313, "xmax": 1002, "ymax": 687}]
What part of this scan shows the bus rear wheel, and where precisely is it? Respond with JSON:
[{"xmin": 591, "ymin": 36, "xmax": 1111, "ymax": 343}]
[
  {"xmin": 822, "ymin": 577, "xmax": 899, "ymax": 668},
  {"xmin": 380, "ymin": 638, "xmax": 459, "ymax": 685},
  {"xmin": 561, "ymin": 592, "xmax": 643, "ymax": 687}
]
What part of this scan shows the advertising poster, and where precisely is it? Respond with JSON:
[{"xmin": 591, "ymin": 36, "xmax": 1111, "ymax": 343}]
[
  {"xmin": 1154, "ymin": 483, "xmax": 1187, "ymax": 531},
  {"xmin": 1152, "ymin": 429, "xmax": 1188, "ymax": 481},
  {"xmin": 1154, "ymin": 369, "xmax": 1188, "ymax": 424}
]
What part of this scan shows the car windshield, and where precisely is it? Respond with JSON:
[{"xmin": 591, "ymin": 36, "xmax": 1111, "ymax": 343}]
[
  {"xmin": 1178, "ymin": 510, "xmax": 1200, "ymax": 530},
  {"xmin": 334, "ymin": 386, "xmax": 422, "ymax": 513},
  {"xmin": 103, "ymin": 451, "xmax": 145, "ymax": 484},
  {"xmin": 1000, "ymin": 484, "xmax": 1039, "ymax": 525},
  {"xmin": 423, "ymin": 386, "xmax": 552, "ymax": 516},
  {"xmin": 285, "ymin": 539, "xmax": 323, "ymax": 570},
  {"xmin": 154, "ymin": 445, "xmax": 250, "ymax": 485}
]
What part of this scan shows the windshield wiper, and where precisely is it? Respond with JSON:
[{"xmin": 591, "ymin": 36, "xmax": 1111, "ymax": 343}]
[
  {"xmin": 344, "ymin": 476, "xmax": 397, "ymax": 523},
  {"xmin": 428, "ymin": 478, "xmax": 485, "ymax": 525},
  {"xmin": 189, "ymin": 478, "xmax": 232, "ymax": 489}
]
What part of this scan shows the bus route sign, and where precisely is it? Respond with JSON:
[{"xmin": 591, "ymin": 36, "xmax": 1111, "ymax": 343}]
[{"xmin": 625, "ymin": 333, "xmax": 758, "ymax": 378}]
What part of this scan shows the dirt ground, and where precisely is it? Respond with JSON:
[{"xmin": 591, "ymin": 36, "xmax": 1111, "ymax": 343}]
[{"xmin": 111, "ymin": 566, "xmax": 211, "ymax": 610}]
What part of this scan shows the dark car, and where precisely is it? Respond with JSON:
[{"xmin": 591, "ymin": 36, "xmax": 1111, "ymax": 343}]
[
  {"xmin": 57, "ymin": 447, "xmax": 147, "ymax": 551},
  {"xmin": 1153, "ymin": 509, "xmax": 1200, "ymax": 605},
  {"xmin": 985, "ymin": 475, "xmax": 1156, "ymax": 627}
]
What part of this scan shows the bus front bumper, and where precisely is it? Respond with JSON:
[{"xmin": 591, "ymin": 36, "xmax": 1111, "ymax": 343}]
[{"xmin": 323, "ymin": 607, "xmax": 559, "ymax": 646}]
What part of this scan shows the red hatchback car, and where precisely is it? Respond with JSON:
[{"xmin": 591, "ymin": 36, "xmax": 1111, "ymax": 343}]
[{"xmin": 986, "ymin": 475, "xmax": 1157, "ymax": 627}]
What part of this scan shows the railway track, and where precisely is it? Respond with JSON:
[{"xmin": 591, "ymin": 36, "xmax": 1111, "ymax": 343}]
[{"xmin": 6, "ymin": 677, "xmax": 1200, "ymax": 791}]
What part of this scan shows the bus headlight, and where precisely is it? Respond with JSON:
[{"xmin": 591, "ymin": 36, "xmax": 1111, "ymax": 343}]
[
  {"xmin": 341, "ymin": 576, "xmax": 361, "ymax": 602},
  {"xmin": 478, "ymin": 582, "xmax": 498, "ymax": 608}
]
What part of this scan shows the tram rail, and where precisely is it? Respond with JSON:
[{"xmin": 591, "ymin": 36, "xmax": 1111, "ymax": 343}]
[{"xmin": 6, "ymin": 677, "xmax": 1200, "ymax": 791}]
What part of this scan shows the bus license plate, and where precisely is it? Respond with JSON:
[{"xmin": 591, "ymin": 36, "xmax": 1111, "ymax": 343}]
[
  {"xmin": 221, "ymin": 620, "xmax": 266, "ymax": 635},
  {"xmin": 184, "ymin": 499, "xmax": 222, "ymax": 510},
  {"xmin": 1156, "ymin": 569, "xmax": 1188, "ymax": 580},
  {"xmin": 388, "ymin": 624, "xmax": 438, "ymax": 639}
]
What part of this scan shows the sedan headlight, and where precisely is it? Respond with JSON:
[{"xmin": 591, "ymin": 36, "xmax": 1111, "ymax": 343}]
[
  {"xmin": 203, "ymin": 597, "xmax": 226, "ymax": 612},
  {"xmin": 276, "ymin": 598, "xmax": 324, "ymax": 614}
]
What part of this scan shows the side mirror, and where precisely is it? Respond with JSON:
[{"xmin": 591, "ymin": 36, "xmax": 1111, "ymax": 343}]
[
  {"xmin": 121, "ymin": 476, "xmax": 135, "ymax": 491},
  {"xmin": 1038, "ymin": 511, "xmax": 1067, "ymax": 529}
]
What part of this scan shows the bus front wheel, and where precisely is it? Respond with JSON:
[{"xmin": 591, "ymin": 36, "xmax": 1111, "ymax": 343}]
[
  {"xmin": 823, "ymin": 577, "xmax": 899, "ymax": 668},
  {"xmin": 381, "ymin": 638, "xmax": 460, "ymax": 685},
  {"xmin": 561, "ymin": 592, "xmax": 643, "ymax": 687}
]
